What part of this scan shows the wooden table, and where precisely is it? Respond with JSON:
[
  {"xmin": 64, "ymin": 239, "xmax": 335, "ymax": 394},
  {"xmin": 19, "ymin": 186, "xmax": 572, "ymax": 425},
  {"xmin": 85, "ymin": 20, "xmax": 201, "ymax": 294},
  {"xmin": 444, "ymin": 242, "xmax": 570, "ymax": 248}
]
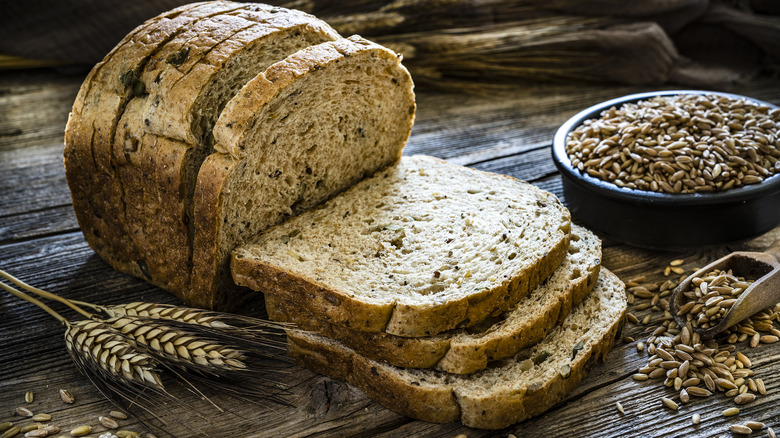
[{"xmin": 1, "ymin": 67, "xmax": 779, "ymax": 438}]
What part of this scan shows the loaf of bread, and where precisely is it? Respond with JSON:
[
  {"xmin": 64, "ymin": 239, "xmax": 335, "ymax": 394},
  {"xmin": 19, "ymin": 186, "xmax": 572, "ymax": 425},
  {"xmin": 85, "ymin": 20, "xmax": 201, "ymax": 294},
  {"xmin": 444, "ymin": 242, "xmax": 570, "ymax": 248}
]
[
  {"xmin": 287, "ymin": 268, "xmax": 627, "ymax": 429},
  {"xmin": 265, "ymin": 224, "xmax": 600, "ymax": 373},
  {"xmin": 65, "ymin": 1, "xmax": 250, "ymax": 282},
  {"xmin": 232, "ymin": 155, "xmax": 572, "ymax": 337},
  {"xmin": 64, "ymin": 2, "xmax": 415, "ymax": 309}
]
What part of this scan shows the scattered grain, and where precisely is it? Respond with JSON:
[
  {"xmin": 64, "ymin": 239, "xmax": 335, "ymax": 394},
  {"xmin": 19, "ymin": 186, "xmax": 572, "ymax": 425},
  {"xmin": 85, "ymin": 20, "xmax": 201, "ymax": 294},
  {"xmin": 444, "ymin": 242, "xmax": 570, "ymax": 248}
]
[
  {"xmin": 71, "ymin": 425, "xmax": 92, "ymax": 437},
  {"xmin": 24, "ymin": 392, "xmax": 33, "ymax": 404},
  {"xmin": 99, "ymin": 417, "xmax": 119, "ymax": 430},
  {"xmin": 1, "ymin": 426, "xmax": 20, "ymax": 438},
  {"xmin": 723, "ymin": 407, "xmax": 740, "ymax": 417},
  {"xmin": 24, "ymin": 429, "xmax": 49, "ymax": 438},
  {"xmin": 744, "ymin": 421, "xmax": 765, "ymax": 431},
  {"xmin": 109, "ymin": 411, "xmax": 128, "ymax": 420},
  {"xmin": 30, "ymin": 414, "xmax": 50, "ymax": 423},
  {"xmin": 59, "ymin": 389, "xmax": 75, "ymax": 404},
  {"xmin": 734, "ymin": 393, "xmax": 756, "ymax": 405},
  {"xmin": 616, "ymin": 401, "xmax": 625, "ymax": 414},
  {"xmin": 19, "ymin": 425, "xmax": 40, "ymax": 434},
  {"xmin": 661, "ymin": 397, "xmax": 679, "ymax": 410},
  {"xmin": 730, "ymin": 424, "xmax": 753, "ymax": 435},
  {"xmin": 14, "ymin": 408, "xmax": 32, "ymax": 418}
]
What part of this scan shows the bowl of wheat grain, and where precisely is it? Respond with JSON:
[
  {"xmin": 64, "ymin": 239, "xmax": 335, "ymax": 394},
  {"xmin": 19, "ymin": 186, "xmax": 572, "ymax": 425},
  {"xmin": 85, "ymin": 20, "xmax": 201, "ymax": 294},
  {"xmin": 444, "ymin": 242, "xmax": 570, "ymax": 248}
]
[{"xmin": 552, "ymin": 90, "xmax": 780, "ymax": 249}]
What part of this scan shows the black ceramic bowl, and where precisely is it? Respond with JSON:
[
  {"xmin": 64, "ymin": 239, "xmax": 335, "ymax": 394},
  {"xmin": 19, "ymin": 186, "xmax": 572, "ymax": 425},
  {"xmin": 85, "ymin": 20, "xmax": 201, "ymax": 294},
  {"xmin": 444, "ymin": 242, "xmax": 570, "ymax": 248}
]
[{"xmin": 552, "ymin": 90, "xmax": 780, "ymax": 249}]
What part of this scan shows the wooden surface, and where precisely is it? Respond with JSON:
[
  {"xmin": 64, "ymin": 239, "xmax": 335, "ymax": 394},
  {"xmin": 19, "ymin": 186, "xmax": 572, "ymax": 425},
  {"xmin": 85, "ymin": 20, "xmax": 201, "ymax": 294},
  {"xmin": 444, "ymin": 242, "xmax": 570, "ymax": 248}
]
[{"xmin": 1, "ymin": 67, "xmax": 780, "ymax": 438}]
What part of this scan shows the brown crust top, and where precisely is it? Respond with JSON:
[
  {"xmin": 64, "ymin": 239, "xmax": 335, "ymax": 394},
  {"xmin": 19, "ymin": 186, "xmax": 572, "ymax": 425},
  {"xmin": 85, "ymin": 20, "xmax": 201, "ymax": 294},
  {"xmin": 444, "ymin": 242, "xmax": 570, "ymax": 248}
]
[
  {"xmin": 64, "ymin": 2, "xmax": 247, "ymax": 282},
  {"xmin": 213, "ymin": 35, "xmax": 403, "ymax": 159}
]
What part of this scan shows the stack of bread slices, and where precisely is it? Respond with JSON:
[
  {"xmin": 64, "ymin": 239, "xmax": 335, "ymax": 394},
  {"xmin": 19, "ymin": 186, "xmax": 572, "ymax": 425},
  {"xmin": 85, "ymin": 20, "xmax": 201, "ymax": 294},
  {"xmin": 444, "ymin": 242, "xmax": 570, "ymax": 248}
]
[
  {"xmin": 232, "ymin": 155, "xmax": 628, "ymax": 429},
  {"xmin": 65, "ymin": 1, "xmax": 626, "ymax": 429}
]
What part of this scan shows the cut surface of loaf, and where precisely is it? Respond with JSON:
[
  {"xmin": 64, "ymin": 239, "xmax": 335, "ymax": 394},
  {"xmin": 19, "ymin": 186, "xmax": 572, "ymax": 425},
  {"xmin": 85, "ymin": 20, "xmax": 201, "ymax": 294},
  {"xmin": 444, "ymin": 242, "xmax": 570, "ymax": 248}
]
[
  {"xmin": 196, "ymin": 35, "xmax": 416, "ymax": 309},
  {"xmin": 266, "ymin": 224, "xmax": 600, "ymax": 374},
  {"xmin": 232, "ymin": 155, "xmax": 572, "ymax": 337},
  {"xmin": 111, "ymin": 4, "xmax": 339, "ymax": 300},
  {"xmin": 287, "ymin": 268, "xmax": 626, "ymax": 429}
]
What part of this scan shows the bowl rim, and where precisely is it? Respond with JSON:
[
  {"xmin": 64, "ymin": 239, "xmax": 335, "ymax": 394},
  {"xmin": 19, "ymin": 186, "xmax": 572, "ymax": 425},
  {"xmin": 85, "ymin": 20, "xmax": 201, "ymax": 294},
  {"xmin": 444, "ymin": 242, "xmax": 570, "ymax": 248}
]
[{"xmin": 552, "ymin": 89, "xmax": 780, "ymax": 206}]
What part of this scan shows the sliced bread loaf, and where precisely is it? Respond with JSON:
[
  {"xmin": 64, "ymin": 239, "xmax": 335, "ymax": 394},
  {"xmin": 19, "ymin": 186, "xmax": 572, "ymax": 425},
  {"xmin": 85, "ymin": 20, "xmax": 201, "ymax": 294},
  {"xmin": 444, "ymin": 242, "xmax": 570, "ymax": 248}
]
[
  {"xmin": 287, "ymin": 268, "xmax": 626, "ymax": 429},
  {"xmin": 195, "ymin": 35, "xmax": 416, "ymax": 309},
  {"xmin": 112, "ymin": 5, "xmax": 339, "ymax": 299},
  {"xmin": 64, "ymin": 1, "xmax": 248, "ymax": 280},
  {"xmin": 232, "ymin": 155, "xmax": 571, "ymax": 337},
  {"xmin": 265, "ymin": 224, "xmax": 600, "ymax": 373}
]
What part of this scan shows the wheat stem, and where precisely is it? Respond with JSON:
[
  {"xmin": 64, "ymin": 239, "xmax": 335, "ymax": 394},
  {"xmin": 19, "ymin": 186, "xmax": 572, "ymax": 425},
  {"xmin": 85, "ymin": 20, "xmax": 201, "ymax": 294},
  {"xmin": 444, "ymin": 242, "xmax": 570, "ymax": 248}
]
[
  {"xmin": 0, "ymin": 280, "xmax": 68, "ymax": 324},
  {"xmin": 0, "ymin": 268, "xmax": 94, "ymax": 319}
]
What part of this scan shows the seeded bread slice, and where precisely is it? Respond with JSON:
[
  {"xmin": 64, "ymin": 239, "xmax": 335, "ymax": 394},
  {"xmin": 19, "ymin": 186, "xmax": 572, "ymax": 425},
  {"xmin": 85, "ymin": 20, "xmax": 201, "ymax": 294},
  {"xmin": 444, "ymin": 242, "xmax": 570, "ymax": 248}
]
[
  {"xmin": 112, "ymin": 5, "xmax": 339, "ymax": 298},
  {"xmin": 195, "ymin": 35, "xmax": 416, "ymax": 310},
  {"xmin": 266, "ymin": 224, "xmax": 600, "ymax": 373},
  {"xmin": 287, "ymin": 268, "xmax": 626, "ymax": 429},
  {"xmin": 64, "ymin": 1, "xmax": 248, "ymax": 279},
  {"xmin": 232, "ymin": 155, "xmax": 571, "ymax": 337}
]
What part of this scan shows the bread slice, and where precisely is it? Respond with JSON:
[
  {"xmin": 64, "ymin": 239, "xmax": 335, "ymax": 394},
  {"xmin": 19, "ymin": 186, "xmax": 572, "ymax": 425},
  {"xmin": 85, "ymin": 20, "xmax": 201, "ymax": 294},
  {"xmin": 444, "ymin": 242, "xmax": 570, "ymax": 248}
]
[
  {"xmin": 287, "ymin": 268, "xmax": 626, "ymax": 429},
  {"xmin": 232, "ymin": 155, "xmax": 571, "ymax": 337},
  {"xmin": 265, "ymin": 224, "xmax": 600, "ymax": 373},
  {"xmin": 195, "ymin": 35, "xmax": 416, "ymax": 310},
  {"xmin": 112, "ymin": 5, "xmax": 339, "ymax": 297},
  {"xmin": 64, "ymin": 1, "xmax": 249, "ymax": 279}
]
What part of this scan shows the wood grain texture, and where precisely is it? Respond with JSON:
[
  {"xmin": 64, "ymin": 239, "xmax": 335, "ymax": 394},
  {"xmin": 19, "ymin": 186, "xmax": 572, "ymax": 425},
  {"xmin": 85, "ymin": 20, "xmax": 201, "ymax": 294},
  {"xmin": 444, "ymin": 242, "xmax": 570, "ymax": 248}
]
[{"xmin": 1, "ymin": 68, "xmax": 780, "ymax": 437}]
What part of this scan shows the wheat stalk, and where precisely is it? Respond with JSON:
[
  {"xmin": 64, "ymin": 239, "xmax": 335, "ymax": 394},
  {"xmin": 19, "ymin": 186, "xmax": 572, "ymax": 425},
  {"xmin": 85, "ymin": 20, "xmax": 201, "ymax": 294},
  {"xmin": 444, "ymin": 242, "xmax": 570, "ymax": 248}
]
[
  {"xmin": 65, "ymin": 319, "xmax": 164, "ymax": 389},
  {"xmin": 0, "ymin": 268, "xmax": 290, "ymax": 433}
]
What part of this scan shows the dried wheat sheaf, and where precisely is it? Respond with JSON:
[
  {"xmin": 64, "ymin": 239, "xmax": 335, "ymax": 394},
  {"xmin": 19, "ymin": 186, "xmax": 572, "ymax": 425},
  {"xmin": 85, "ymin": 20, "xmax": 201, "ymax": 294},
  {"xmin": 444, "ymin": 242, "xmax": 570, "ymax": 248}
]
[{"xmin": 0, "ymin": 269, "xmax": 291, "ymax": 433}]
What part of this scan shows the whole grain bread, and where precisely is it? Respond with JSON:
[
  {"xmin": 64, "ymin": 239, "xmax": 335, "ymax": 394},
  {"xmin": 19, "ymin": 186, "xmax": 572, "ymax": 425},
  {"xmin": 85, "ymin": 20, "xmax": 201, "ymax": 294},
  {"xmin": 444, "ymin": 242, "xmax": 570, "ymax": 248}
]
[
  {"xmin": 64, "ymin": 1, "xmax": 247, "ymax": 280},
  {"xmin": 287, "ymin": 268, "xmax": 626, "ymax": 429},
  {"xmin": 232, "ymin": 155, "xmax": 571, "ymax": 337},
  {"xmin": 64, "ymin": 3, "xmax": 416, "ymax": 310},
  {"xmin": 196, "ymin": 35, "xmax": 416, "ymax": 310},
  {"xmin": 266, "ymin": 224, "xmax": 600, "ymax": 373},
  {"xmin": 111, "ymin": 5, "xmax": 339, "ymax": 298}
]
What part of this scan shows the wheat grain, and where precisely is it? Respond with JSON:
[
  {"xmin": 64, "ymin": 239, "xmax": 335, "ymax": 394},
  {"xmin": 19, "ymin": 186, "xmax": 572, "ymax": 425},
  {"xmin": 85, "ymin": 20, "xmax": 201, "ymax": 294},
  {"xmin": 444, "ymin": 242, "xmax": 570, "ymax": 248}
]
[
  {"xmin": 107, "ymin": 316, "xmax": 248, "ymax": 372},
  {"xmin": 59, "ymin": 389, "xmax": 74, "ymax": 404},
  {"xmin": 64, "ymin": 320, "xmax": 163, "ymax": 389},
  {"xmin": 109, "ymin": 411, "xmax": 128, "ymax": 420},
  {"xmin": 99, "ymin": 416, "xmax": 119, "ymax": 429},
  {"xmin": 565, "ymin": 94, "xmax": 780, "ymax": 193},
  {"xmin": 70, "ymin": 426, "xmax": 91, "ymax": 437},
  {"xmin": 730, "ymin": 424, "xmax": 753, "ymax": 434}
]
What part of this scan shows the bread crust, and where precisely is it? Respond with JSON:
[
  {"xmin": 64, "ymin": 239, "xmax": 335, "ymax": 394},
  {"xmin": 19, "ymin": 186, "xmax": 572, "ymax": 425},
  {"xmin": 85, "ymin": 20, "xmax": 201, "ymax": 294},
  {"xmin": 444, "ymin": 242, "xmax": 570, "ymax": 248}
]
[
  {"xmin": 264, "ymin": 225, "xmax": 600, "ymax": 373},
  {"xmin": 112, "ymin": 6, "xmax": 339, "ymax": 303},
  {"xmin": 287, "ymin": 268, "xmax": 627, "ymax": 429},
  {"xmin": 64, "ymin": 1, "xmax": 247, "ymax": 280}
]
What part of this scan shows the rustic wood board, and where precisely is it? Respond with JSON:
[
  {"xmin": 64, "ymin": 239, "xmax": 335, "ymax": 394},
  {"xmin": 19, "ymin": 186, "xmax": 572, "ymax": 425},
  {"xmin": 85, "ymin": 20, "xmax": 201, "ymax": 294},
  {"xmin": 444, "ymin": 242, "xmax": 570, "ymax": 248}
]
[{"xmin": 1, "ymin": 68, "xmax": 779, "ymax": 438}]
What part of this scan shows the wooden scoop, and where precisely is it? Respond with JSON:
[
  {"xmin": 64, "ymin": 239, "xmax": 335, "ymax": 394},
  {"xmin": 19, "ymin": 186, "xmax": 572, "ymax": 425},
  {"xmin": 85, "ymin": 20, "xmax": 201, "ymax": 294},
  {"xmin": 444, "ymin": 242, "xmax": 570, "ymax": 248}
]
[{"xmin": 671, "ymin": 240, "xmax": 780, "ymax": 339}]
